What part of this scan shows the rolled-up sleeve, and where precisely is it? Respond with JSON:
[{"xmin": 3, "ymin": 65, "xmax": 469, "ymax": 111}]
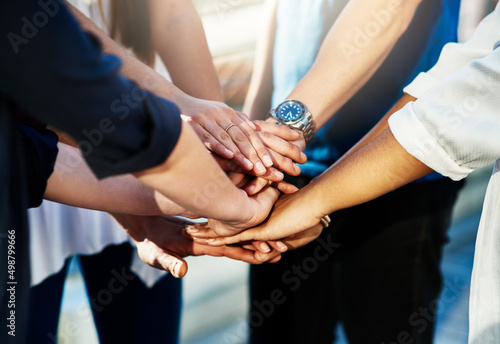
[
  {"xmin": 389, "ymin": 46, "xmax": 500, "ymax": 181},
  {"xmin": 404, "ymin": 5, "xmax": 500, "ymax": 98},
  {"xmin": 1, "ymin": 1, "xmax": 181, "ymax": 178}
]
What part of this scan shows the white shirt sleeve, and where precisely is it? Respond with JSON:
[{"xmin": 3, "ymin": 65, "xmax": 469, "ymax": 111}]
[
  {"xmin": 389, "ymin": 45, "xmax": 500, "ymax": 181},
  {"xmin": 404, "ymin": 4, "xmax": 500, "ymax": 98}
]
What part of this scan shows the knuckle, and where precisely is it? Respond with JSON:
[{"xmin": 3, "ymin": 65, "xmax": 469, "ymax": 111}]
[
  {"xmin": 202, "ymin": 132, "xmax": 212, "ymax": 141},
  {"xmin": 220, "ymin": 131, "xmax": 231, "ymax": 141}
]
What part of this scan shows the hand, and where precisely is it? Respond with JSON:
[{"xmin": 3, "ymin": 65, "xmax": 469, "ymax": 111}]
[
  {"xmin": 207, "ymin": 185, "xmax": 281, "ymax": 236},
  {"xmin": 261, "ymin": 117, "xmax": 307, "ymax": 152},
  {"xmin": 250, "ymin": 224, "xmax": 324, "ymax": 261},
  {"xmin": 253, "ymin": 120, "xmax": 308, "ymax": 175},
  {"xmin": 176, "ymin": 95, "xmax": 274, "ymax": 176},
  {"xmin": 111, "ymin": 214, "xmax": 284, "ymax": 278},
  {"xmin": 187, "ymin": 191, "xmax": 323, "ymax": 244}
]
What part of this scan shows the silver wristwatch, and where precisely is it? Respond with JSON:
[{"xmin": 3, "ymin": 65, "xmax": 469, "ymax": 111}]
[{"xmin": 268, "ymin": 100, "xmax": 315, "ymax": 145}]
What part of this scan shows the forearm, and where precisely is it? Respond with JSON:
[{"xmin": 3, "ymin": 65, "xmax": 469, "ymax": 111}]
[
  {"xmin": 288, "ymin": 0, "xmax": 422, "ymax": 129},
  {"xmin": 149, "ymin": 0, "xmax": 224, "ymax": 101},
  {"xmin": 67, "ymin": 3, "xmax": 191, "ymax": 107},
  {"xmin": 244, "ymin": 0, "xmax": 278, "ymax": 120},
  {"xmin": 45, "ymin": 143, "xmax": 188, "ymax": 216},
  {"xmin": 304, "ymin": 128, "xmax": 433, "ymax": 218},
  {"xmin": 339, "ymin": 93, "xmax": 417, "ymax": 160}
]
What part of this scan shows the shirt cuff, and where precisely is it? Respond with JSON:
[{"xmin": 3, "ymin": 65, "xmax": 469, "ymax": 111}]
[
  {"xmin": 86, "ymin": 94, "xmax": 182, "ymax": 179},
  {"xmin": 403, "ymin": 72, "xmax": 441, "ymax": 98},
  {"xmin": 388, "ymin": 102, "xmax": 473, "ymax": 181}
]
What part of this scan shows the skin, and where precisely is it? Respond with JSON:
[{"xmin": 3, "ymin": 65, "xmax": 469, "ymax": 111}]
[
  {"xmin": 245, "ymin": 0, "xmax": 423, "ymax": 129},
  {"xmin": 68, "ymin": 3, "xmax": 305, "ymax": 177},
  {"xmin": 188, "ymin": 94, "xmax": 431, "ymax": 247},
  {"xmin": 189, "ymin": 125, "xmax": 432, "ymax": 246}
]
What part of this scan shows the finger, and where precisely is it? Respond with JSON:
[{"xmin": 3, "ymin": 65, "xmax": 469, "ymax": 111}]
[
  {"xmin": 266, "ymin": 240, "xmax": 289, "ymax": 253},
  {"xmin": 184, "ymin": 226, "xmax": 218, "ymax": 239},
  {"xmin": 236, "ymin": 121, "xmax": 275, "ymax": 170},
  {"xmin": 204, "ymin": 121, "xmax": 255, "ymax": 171},
  {"xmin": 253, "ymin": 120, "xmax": 301, "ymax": 141},
  {"xmin": 255, "ymin": 249, "xmax": 282, "ymax": 263},
  {"xmin": 245, "ymin": 177, "xmax": 270, "ymax": 196},
  {"xmin": 250, "ymin": 184, "xmax": 280, "ymax": 208},
  {"xmin": 257, "ymin": 131, "xmax": 307, "ymax": 164},
  {"xmin": 245, "ymin": 178, "xmax": 298, "ymax": 196},
  {"xmin": 252, "ymin": 241, "xmax": 272, "ymax": 254},
  {"xmin": 190, "ymin": 123, "xmax": 235, "ymax": 159},
  {"xmin": 236, "ymin": 111, "xmax": 256, "ymax": 130},
  {"xmin": 268, "ymin": 255, "xmax": 282, "ymax": 263},
  {"xmin": 273, "ymin": 181, "xmax": 299, "ymax": 194},
  {"xmin": 228, "ymin": 172, "xmax": 250, "ymax": 188},
  {"xmin": 225, "ymin": 123, "xmax": 268, "ymax": 174},
  {"xmin": 156, "ymin": 253, "xmax": 188, "ymax": 278},
  {"xmin": 192, "ymin": 231, "xmax": 255, "ymax": 246}
]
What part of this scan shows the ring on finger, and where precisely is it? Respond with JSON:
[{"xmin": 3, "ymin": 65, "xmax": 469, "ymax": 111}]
[{"xmin": 224, "ymin": 123, "xmax": 237, "ymax": 132}]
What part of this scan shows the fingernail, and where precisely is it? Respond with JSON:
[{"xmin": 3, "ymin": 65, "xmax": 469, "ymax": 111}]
[
  {"xmin": 206, "ymin": 238, "xmax": 215, "ymax": 243},
  {"xmin": 225, "ymin": 148, "xmax": 234, "ymax": 157},
  {"xmin": 186, "ymin": 226, "xmax": 199, "ymax": 233},
  {"xmin": 256, "ymin": 161, "xmax": 266, "ymax": 174},
  {"xmin": 260, "ymin": 242, "xmax": 271, "ymax": 253},
  {"xmin": 274, "ymin": 170, "xmax": 284, "ymax": 180},
  {"xmin": 263, "ymin": 155, "xmax": 273, "ymax": 167},
  {"xmin": 276, "ymin": 241, "xmax": 288, "ymax": 251},
  {"xmin": 244, "ymin": 158, "xmax": 253, "ymax": 169},
  {"xmin": 171, "ymin": 262, "xmax": 180, "ymax": 278},
  {"xmin": 256, "ymin": 252, "xmax": 268, "ymax": 262}
]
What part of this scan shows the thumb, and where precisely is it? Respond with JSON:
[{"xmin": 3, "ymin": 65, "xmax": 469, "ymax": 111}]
[{"xmin": 156, "ymin": 253, "xmax": 188, "ymax": 278}]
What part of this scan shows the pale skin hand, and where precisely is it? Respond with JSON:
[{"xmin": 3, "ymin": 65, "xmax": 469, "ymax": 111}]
[
  {"xmin": 134, "ymin": 121, "xmax": 281, "ymax": 236},
  {"xmin": 111, "ymin": 214, "xmax": 284, "ymax": 278}
]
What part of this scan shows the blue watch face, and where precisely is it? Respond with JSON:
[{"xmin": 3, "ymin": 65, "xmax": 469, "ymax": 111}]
[{"xmin": 277, "ymin": 102, "xmax": 303, "ymax": 122}]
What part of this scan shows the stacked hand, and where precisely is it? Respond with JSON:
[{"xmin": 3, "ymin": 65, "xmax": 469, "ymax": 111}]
[
  {"xmin": 111, "ymin": 214, "xmax": 288, "ymax": 278},
  {"xmin": 186, "ymin": 188, "xmax": 327, "ymax": 256}
]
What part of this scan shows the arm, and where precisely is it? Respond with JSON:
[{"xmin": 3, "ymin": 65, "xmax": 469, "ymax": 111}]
[
  {"xmin": 68, "ymin": 3, "xmax": 274, "ymax": 176},
  {"xmin": 148, "ymin": 0, "xmax": 224, "ymax": 101},
  {"xmin": 1, "ymin": 2, "xmax": 278, "ymax": 233},
  {"xmin": 44, "ymin": 142, "xmax": 192, "ymax": 217},
  {"xmin": 288, "ymin": 0, "xmax": 422, "ymax": 130},
  {"xmin": 243, "ymin": 0, "xmax": 278, "ymax": 120},
  {"xmin": 192, "ymin": 44, "xmax": 500, "ymax": 244}
]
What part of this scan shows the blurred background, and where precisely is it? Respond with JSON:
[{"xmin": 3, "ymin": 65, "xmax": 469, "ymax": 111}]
[{"xmin": 56, "ymin": 0, "xmax": 497, "ymax": 343}]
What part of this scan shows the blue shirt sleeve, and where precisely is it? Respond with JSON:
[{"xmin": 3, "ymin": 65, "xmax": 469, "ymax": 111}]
[{"xmin": 0, "ymin": 0, "xmax": 182, "ymax": 178}]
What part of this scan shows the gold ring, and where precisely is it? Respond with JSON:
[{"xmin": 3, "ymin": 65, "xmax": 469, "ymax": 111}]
[
  {"xmin": 224, "ymin": 123, "xmax": 236, "ymax": 132},
  {"xmin": 320, "ymin": 215, "xmax": 331, "ymax": 228}
]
